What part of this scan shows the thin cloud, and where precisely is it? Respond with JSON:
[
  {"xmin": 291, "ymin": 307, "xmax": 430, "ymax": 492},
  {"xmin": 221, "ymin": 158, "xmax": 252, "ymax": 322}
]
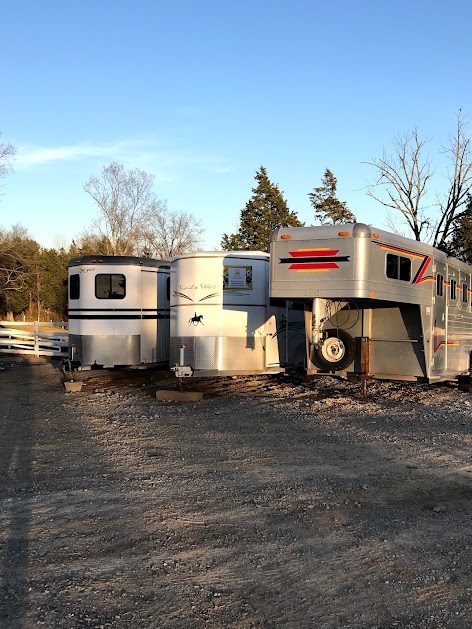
[
  {"xmin": 15, "ymin": 141, "xmax": 129, "ymax": 168},
  {"xmin": 14, "ymin": 139, "xmax": 233, "ymax": 177}
]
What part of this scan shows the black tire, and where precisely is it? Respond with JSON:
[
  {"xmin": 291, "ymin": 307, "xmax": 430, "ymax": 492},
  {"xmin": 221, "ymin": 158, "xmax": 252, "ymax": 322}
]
[{"xmin": 312, "ymin": 328, "xmax": 356, "ymax": 371}]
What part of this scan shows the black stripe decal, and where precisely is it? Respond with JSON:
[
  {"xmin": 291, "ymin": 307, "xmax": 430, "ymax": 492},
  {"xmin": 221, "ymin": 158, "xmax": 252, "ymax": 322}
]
[
  {"xmin": 68, "ymin": 314, "xmax": 170, "ymax": 320},
  {"xmin": 170, "ymin": 303, "xmax": 267, "ymax": 308},
  {"xmin": 279, "ymin": 256, "xmax": 350, "ymax": 264},
  {"xmin": 68, "ymin": 308, "xmax": 167, "ymax": 312},
  {"xmin": 412, "ymin": 256, "xmax": 430, "ymax": 284}
]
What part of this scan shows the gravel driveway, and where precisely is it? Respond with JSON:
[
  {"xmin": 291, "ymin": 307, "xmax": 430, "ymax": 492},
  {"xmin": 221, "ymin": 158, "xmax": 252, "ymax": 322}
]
[{"xmin": 1, "ymin": 357, "xmax": 472, "ymax": 628}]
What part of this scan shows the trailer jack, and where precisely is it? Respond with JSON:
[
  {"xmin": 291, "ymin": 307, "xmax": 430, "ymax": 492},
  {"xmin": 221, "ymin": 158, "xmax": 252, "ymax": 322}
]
[{"xmin": 170, "ymin": 344, "xmax": 194, "ymax": 378}]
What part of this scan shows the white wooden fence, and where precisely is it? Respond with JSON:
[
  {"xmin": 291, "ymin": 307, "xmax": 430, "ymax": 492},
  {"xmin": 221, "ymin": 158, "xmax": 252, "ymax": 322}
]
[{"xmin": 0, "ymin": 321, "xmax": 68, "ymax": 358}]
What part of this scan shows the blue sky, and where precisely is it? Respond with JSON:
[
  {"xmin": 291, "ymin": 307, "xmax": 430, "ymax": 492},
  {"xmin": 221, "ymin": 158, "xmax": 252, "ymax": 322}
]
[{"xmin": 1, "ymin": 0, "xmax": 471, "ymax": 250}]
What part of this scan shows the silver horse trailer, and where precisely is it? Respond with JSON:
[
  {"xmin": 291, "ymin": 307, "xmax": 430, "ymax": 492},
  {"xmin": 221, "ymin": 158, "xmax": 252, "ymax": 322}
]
[
  {"xmin": 270, "ymin": 223, "xmax": 472, "ymax": 384},
  {"xmin": 170, "ymin": 251, "xmax": 305, "ymax": 376},
  {"xmin": 68, "ymin": 256, "xmax": 170, "ymax": 369}
]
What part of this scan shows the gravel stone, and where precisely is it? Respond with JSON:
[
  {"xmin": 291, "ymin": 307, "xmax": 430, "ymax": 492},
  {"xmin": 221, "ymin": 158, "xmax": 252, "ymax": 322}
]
[{"xmin": 1, "ymin": 357, "xmax": 472, "ymax": 627}]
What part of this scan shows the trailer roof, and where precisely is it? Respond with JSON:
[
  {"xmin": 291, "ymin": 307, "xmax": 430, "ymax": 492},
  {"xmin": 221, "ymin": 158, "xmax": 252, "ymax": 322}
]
[
  {"xmin": 170, "ymin": 251, "xmax": 269, "ymax": 262},
  {"xmin": 68, "ymin": 255, "xmax": 169, "ymax": 268},
  {"xmin": 270, "ymin": 223, "xmax": 472, "ymax": 273}
]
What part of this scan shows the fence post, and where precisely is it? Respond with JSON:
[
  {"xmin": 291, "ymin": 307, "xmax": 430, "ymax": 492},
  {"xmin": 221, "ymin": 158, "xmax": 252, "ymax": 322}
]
[{"xmin": 34, "ymin": 321, "xmax": 39, "ymax": 357}]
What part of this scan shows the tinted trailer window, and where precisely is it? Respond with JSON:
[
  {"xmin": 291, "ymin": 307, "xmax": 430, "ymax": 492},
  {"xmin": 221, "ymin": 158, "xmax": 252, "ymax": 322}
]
[{"xmin": 95, "ymin": 274, "xmax": 126, "ymax": 299}]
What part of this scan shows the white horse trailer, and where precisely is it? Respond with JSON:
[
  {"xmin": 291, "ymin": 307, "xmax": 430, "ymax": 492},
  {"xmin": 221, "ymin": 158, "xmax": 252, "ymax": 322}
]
[
  {"xmin": 270, "ymin": 223, "xmax": 472, "ymax": 384},
  {"xmin": 68, "ymin": 256, "xmax": 170, "ymax": 370},
  {"xmin": 170, "ymin": 251, "xmax": 305, "ymax": 376}
]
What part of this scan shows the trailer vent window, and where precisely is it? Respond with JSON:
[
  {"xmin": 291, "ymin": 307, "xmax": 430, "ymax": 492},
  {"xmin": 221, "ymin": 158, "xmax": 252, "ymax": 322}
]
[
  {"xmin": 436, "ymin": 274, "xmax": 444, "ymax": 297},
  {"xmin": 386, "ymin": 253, "xmax": 411, "ymax": 282},
  {"xmin": 69, "ymin": 274, "xmax": 80, "ymax": 300},
  {"xmin": 462, "ymin": 283, "xmax": 469, "ymax": 305},
  {"xmin": 95, "ymin": 274, "xmax": 126, "ymax": 299},
  {"xmin": 450, "ymin": 279, "xmax": 457, "ymax": 301}
]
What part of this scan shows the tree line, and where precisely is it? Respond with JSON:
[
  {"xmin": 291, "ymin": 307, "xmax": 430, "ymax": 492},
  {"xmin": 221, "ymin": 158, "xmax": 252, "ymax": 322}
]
[
  {"xmin": 1, "ymin": 114, "xmax": 472, "ymax": 321},
  {"xmin": 0, "ymin": 156, "xmax": 206, "ymax": 321}
]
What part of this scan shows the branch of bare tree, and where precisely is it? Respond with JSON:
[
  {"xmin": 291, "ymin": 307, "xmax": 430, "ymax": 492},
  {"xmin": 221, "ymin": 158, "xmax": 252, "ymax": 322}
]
[
  {"xmin": 83, "ymin": 162, "xmax": 204, "ymax": 258},
  {"xmin": 364, "ymin": 127, "xmax": 434, "ymax": 241},
  {"xmin": 365, "ymin": 114, "xmax": 472, "ymax": 250}
]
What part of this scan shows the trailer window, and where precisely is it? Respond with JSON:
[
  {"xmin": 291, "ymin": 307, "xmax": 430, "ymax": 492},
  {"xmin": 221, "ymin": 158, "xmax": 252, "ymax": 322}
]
[
  {"xmin": 436, "ymin": 274, "xmax": 444, "ymax": 297},
  {"xmin": 450, "ymin": 279, "xmax": 457, "ymax": 301},
  {"xmin": 386, "ymin": 253, "xmax": 411, "ymax": 281},
  {"xmin": 463, "ymin": 282, "xmax": 469, "ymax": 305},
  {"xmin": 95, "ymin": 274, "xmax": 126, "ymax": 299},
  {"xmin": 69, "ymin": 274, "xmax": 80, "ymax": 300}
]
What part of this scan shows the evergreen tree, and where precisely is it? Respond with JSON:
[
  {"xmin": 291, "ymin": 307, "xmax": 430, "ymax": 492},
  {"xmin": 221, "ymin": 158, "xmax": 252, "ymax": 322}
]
[
  {"xmin": 448, "ymin": 196, "xmax": 472, "ymax": 263},
  {"xmin": 38, "ymin": 248, "xmax": 69, "ymax": 317},
  {"xmin": 309, "ymin": 169, "xmax": 356, "ymax": 225},
  {"xmin": 221, "ymin": 166, "xmax": 303, "ymax": 252}
]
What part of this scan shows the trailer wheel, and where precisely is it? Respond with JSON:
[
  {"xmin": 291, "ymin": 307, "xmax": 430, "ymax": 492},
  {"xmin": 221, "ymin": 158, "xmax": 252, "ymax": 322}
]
[{"xmin": 312, "ymin": 329, "xmax": 356, "ymax": 371}]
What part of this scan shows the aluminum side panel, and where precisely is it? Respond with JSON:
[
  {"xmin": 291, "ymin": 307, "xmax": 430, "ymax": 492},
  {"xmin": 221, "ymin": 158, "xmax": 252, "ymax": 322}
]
[
  {"xmin": 69, "ymin": 334, "xmax": 140, "ymax": 367},
  {"xmin": 170, "ymin": 336, "xmax": 269, "ymax": 372},
  {"xmin": 271, "ymin": 236, "xmax": 434, "ymax": 305},
  {"xmin": 271, "ymin": 237, "xmax": 358, "ymax": 298}
]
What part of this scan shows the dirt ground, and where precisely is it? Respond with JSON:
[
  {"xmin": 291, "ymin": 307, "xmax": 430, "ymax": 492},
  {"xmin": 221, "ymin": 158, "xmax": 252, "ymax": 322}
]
[{"xmin": 1, "ymin": 357, "xmax": 472, "ymax": 629}]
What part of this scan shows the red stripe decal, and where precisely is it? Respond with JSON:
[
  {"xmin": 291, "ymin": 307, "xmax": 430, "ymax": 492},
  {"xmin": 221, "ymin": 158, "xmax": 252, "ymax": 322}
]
[
  {"xmin": 415, "ymin": 257, "xmax": 432, "ymax": 284},
  {"xmin": 289, "ymin": 262, "xmax": 339, "ymax": 270},
  {"xmin": 434, "ymin": 341, "xmax": 460, "ymax": 352}
]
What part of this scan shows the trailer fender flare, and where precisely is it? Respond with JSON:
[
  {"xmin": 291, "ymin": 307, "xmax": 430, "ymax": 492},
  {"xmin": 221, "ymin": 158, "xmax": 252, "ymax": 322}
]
[{"xmin": 312, "ymin": 328, "xmax": 356, "ymax": 371}]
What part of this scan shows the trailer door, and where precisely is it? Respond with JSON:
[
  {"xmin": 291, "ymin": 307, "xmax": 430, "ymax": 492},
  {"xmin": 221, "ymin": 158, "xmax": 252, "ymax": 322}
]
[
  {"xmin": 140, "ymin": 270, "xmax": 158, "ymax": 363},
  {"xmin": 432, "ymin": 260, "xmax": 446, "ymax": 372}
]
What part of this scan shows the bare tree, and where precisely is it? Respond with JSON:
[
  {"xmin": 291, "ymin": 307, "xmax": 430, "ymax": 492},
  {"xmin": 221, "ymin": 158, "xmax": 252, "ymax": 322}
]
[
  {"xmin": 365, "ymin": 114, "xmax": 472, "ymax": 249},
  {"xmin": 0, "ymin": 225, "xmax": 36, "ymax": 316},
  {"xmin": 51, "ymin": 233, "xmax": 70, "ymax": 252},
  {"xmin": 433, "ymin": 114, "xmax": 472, "ymax": 250},
  {"xmin": 0, "ymin": 134, "xmax": 17, "ymax": 200},
  {"xmin": 365, "ymin": 127, "xmax": 433, "ymax": 241},
  {"xmin": 142, "ymin": 203, "xmax": 204, "ymax": 259},
  {"xmin": 69, "ymin": 230, "xmax": 112, "ymax": 257},
  {"xmin": 83, "ymin": 162, "xmax": 158, "ymax": 256},
  {"xmin": 84, "ymin": 162, "xmax": 205, "ymax": 259}
]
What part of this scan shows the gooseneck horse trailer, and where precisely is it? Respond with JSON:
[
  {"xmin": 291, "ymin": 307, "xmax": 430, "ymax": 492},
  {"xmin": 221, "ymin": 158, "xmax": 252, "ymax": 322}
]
[
  {"xmin": 270, "ymin": 223, "xmax": 472, "ymax": 384},
  {"xmin": 170, "ymin": 251, "xmax": 305, "ymax": 376},
  {"xmin": 68, "ymin": 256, "xmax": 170, "ymax": 369}
]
